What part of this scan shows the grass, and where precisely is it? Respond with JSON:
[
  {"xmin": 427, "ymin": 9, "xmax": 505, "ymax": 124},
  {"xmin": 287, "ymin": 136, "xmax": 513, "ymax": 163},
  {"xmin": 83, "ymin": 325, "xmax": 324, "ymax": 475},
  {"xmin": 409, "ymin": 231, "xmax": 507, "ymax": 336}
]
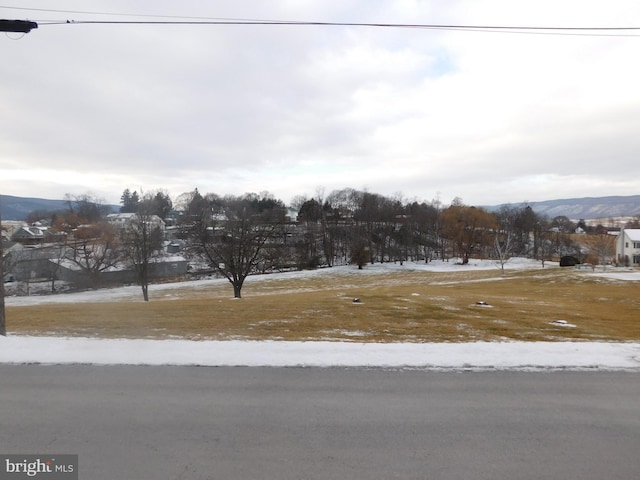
[{"xmin": 6, "ymin": 266, "xmax": 640, "ymax": 342}]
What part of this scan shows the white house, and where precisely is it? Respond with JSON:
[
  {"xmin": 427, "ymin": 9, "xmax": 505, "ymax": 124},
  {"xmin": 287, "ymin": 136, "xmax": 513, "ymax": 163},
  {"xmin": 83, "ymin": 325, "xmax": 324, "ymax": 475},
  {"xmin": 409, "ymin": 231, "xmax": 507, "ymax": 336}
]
[
  {"xmin": 616, "ymin": 228, "xmax": 640, "ymax": 266},
  {"xmin": 106, "ymin": 213, "xmax": 166, "ymax": 232}
]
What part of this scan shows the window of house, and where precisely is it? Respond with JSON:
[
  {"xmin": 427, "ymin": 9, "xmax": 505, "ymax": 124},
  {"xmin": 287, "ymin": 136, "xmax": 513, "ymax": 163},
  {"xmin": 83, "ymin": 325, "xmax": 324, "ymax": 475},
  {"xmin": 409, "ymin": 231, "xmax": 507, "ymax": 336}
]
[
  {"xmin": 625, "ymin": 242, "xmax": 629, "ymax": 248},
  {"xmin": 634, "ymin": 255, "xmax": 640, "ymax": 265},
  {"xmin": 634, "ymin": 242, "xmax": 640, "ymax": 249}
]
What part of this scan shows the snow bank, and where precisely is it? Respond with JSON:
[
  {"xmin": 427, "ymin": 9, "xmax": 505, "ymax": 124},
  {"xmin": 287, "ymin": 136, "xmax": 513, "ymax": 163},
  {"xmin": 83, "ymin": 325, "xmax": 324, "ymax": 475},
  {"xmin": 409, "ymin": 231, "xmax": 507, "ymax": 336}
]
[{"xmin": 1, "ymin": 337, "xmax": 638, "ymax": 371}]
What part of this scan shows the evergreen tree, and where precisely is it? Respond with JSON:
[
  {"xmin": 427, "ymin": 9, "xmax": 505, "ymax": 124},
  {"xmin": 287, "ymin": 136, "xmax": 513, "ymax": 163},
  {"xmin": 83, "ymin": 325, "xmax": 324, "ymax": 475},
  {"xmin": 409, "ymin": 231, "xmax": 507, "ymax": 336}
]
[{"xmin": 120, "ymin": 189, "xmax": 140, "ymax": 213}]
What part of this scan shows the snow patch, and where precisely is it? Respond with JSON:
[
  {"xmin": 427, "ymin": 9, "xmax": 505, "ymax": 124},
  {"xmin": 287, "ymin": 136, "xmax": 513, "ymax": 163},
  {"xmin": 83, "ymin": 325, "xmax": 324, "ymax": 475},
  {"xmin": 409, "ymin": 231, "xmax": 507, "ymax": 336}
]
[
  {"xmin": 550, "ymin": 320, "xmax": 577, "ymax": 328},
  {"xmin": 3, "ymin": 258, "xmax": 554, "ymax": 307},
  {"xmin": 0, "ymin": 336, "xmax": 638, "ymax": 371}
]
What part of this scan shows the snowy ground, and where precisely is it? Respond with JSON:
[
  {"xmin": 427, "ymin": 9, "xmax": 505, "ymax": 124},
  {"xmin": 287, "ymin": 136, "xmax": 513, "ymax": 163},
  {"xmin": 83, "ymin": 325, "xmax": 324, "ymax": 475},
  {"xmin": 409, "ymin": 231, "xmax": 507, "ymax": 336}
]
[
  {"xmin": 3, "ymin": 258, "xmax": 639, "ymax": 370},
  {"xmin": 0, "ymin": 337, "xmax": 639, "ymax": 370},
  {"xmin": 7, "ymin": 257, "xmax": 640, "ymax": 308},
  {"xmin": 5, "ymin": 257, "xmax": 550, "ymax": 306}
]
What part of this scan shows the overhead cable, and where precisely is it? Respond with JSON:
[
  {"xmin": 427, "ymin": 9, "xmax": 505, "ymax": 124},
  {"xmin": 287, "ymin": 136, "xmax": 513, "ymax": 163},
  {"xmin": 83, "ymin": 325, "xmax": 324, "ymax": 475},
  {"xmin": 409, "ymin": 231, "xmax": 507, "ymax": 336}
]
[{"xmin": 2, "ymin": 5, "xmax": 640, "ymax": 36}]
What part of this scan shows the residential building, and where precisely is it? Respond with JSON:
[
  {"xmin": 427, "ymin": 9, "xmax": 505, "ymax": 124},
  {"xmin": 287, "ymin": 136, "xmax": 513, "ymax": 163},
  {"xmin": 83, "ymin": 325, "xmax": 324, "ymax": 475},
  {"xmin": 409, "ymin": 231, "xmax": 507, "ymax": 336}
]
[
  {"xmin": 106, "ymin": 213, "xmax": 166, "ymax": 233},
  {"xmin": 11, "ymin": 225, "xmax": 47, "ymax": 245},
  {"xmin": 615, "ymin": 228, "xmax": 640, "ymax": 266}
]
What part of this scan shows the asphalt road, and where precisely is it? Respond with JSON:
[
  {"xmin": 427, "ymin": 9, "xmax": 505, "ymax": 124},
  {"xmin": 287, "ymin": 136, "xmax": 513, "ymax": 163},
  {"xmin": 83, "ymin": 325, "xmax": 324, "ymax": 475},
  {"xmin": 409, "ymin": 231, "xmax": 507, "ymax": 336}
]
[{"xmin": 1, "ymin": 366, "xmax": 639, "ymax": 480}]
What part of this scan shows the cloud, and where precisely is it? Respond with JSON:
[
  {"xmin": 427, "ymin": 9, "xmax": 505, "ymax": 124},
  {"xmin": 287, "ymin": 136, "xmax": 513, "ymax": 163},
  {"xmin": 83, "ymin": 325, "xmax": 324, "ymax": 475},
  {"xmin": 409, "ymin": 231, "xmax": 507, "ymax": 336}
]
[{"xmin": 1, "ymin": 0, "xmax": 640, "ymax": 207}]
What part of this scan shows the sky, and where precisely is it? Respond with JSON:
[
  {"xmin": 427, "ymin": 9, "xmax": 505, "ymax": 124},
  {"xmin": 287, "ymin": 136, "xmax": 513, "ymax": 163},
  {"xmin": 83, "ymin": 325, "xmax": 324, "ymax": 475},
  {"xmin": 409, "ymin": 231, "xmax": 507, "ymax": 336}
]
[{"xmin": 2, "ymin": 1, "xmax": 640, "ymax": 208}]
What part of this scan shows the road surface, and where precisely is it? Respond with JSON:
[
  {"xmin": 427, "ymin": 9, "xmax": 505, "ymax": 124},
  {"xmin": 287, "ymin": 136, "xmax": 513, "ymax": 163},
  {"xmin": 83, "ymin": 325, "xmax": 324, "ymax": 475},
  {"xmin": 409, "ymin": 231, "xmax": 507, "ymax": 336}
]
[{"xmin": 1, "ymin": 366, "xmax": 638, "ymax": 479}]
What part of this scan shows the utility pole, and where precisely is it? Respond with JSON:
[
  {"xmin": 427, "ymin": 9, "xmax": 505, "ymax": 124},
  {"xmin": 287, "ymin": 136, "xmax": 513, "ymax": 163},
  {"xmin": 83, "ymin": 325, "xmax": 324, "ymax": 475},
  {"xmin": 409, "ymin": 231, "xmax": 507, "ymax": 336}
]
[
  {"xmin": 0, "ymin": 19, "xmax": 39, "ymax": 335},
  {"xmin": 0, "ymin": 18, "xmax": 38, "ymax": 335},
  {"xmin": 0, "ymin": 19, "xmax": 38, "ymax": 33}
]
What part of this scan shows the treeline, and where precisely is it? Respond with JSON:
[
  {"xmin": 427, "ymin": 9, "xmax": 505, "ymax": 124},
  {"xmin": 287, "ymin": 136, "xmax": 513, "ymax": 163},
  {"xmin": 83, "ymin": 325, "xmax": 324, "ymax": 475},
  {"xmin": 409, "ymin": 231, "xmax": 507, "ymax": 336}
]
[
  {"xmin": 171, "ymin": 188, "xmax": 601, "ymax": 297},
  {"xmin": 21, "ymin": 188, "xmax": 618, "ymax": 299}
]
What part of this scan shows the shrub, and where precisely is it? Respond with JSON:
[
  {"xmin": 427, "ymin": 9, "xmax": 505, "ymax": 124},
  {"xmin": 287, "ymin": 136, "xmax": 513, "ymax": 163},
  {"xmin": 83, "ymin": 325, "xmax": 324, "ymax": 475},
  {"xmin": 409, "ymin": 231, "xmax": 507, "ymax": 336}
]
[{"xmin": 560, "ymin": 255, "xmax": 580, "ymax": 267}]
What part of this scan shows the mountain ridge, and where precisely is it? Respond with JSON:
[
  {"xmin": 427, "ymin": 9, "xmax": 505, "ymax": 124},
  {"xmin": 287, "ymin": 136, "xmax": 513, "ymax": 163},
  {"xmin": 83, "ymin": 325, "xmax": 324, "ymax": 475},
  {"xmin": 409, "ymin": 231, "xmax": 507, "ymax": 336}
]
[
  {"xmin": 1, "ymin": 193, "xmax": 639, "ymax": 222},
  {"xmin": 486, "ymin": 195, "xmax": 640, "ymax": 220},
  {"xmin": 0, "ymin": 194, "xmax": 119, "ymax": 221}
]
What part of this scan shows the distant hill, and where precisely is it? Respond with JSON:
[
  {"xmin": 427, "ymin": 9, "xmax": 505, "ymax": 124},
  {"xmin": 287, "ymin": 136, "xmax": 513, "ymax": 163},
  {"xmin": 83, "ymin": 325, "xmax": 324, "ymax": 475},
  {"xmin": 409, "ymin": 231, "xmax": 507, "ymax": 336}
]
[
  {"xmin": 2, "ymin": 193, "xmax": 639, "ymax": 222},
  {"xmin": 488, "ymin": 195, "xmax": 640, "ymax": 220},
  {"xmin": 0, "ymin": 194, "xmax": 118, "ymax": 221}
]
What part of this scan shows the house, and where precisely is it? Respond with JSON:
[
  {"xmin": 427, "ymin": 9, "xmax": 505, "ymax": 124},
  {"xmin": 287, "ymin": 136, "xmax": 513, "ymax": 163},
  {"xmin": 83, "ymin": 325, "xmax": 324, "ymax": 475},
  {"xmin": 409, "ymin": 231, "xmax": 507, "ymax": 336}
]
[
  {"xmin": 55, "ymin": 255, "xmax": 189, "ymax": 285},
  {"xmin": 106, "ymin": 213, "xmax": 166, "ymax": 233},
  {"xmin": 615, "ymin": 228, "xmax": 640, "ymax": 267},
  {"xmin": 4, "ymin": 243, "xmax": 64, "ymax": 282},
  {"xmin": 11, "ymin": 225, "xmax": 47, "ymax": 245}
]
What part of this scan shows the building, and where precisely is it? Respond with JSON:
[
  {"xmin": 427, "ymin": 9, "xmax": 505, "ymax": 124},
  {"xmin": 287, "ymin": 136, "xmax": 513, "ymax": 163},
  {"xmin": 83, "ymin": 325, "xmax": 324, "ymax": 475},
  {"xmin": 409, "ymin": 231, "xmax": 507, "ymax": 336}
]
[
  {"xmin": 615, "ymin": 228, "xmax": 640, "ymax": 266},
  {"xmin": 106, "ymin": 213, "xmax": 166, "ymax": 233},
  {"xmin": 11, "ymin": 225, "xmax": 47, "ymax": 245},
  {"xmin": 55, "ymin": 255, "xmax": 188, "ymax": 285}
]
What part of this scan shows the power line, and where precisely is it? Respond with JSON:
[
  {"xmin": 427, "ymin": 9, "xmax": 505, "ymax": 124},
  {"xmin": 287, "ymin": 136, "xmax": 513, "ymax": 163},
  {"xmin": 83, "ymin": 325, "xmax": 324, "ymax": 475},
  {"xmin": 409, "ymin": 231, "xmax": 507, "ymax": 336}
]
[
  {"xmin": 2, "ymin": 4, "xmax": 640, "ymax": 36},
  {"xmin": 41, "ymin": 19, "xmax": 640, "ymax": 32},
  {"xmin": 0, "ymin": 4, "xmax": 272, "ymax": 22},
  {"xmin": 44, "ymin": 20, "xmax": 640, "ymax": 37}
]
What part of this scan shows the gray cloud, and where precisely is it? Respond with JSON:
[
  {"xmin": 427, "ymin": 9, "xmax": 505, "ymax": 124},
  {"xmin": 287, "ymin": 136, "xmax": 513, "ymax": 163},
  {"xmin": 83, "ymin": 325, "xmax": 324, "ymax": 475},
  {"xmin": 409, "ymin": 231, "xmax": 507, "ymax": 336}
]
[{"xmin": 2, "ymin": 0, "xmax": 639, "ymax": 207}]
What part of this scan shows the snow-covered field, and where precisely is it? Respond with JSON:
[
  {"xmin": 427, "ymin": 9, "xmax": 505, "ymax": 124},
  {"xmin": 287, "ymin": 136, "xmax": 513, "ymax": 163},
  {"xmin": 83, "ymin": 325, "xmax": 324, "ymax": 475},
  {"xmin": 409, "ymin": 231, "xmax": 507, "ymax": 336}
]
[{"xmin": 3, "ymin": 258, "xmax": 639, "ymax": 370}]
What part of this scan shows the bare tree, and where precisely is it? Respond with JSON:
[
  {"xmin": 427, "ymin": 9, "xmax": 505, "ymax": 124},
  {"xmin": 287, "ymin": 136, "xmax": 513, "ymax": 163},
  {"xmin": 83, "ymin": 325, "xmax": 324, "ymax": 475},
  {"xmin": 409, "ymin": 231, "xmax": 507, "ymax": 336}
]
[
  {"xmin": 441, "ymin": 203, "xmax": 498, "ymax": 264},
  {"xmin": 13, "ymin": 246, "xmax": 37, "ymax": 296},
  {"xmin": 585, "ymin": 233, "xmax": 616, "ymax": 270},
  {"xmin": 191, "ymin": 193, "xmax": 286, "ymax": 298},
  {"xmin": 407, "ymin": 201, "xmax": 439, "ymax": 262},
  {"xmin": 64, "ymin": 193, "xmax": 111, "ymax": 223},
  {"xmin": 65, "ymin": 222, "xmax": 122, "ymax": 288},
  {"xmin": 354, "ymin": 191, "xmax": 381, "ymax": 263},
  {"xmin": 47, "ymin": 242, "xmax": 67, "ymax": 293},
  {"xmin": 296, "ymin": 198, "xmax": 324, "ymax": 268},
  {"xmin": 350, "ymin": 241, "xmax": 369, "ymax": 269},
  {"xmin": 551, "ymin": 215, "xmax": 576, "ymax": 234},
  {"xmin": 120, "ymin": 199, "xmax": 165, "ymax": 301},
  {"xmin": 493, "ymin": 206, "xmax": 520, "ymax": 273}
]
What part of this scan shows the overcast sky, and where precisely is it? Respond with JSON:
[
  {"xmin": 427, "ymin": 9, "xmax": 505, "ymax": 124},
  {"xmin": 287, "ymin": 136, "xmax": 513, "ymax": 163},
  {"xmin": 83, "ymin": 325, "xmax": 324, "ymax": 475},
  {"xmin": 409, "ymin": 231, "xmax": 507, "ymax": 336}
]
[{"xmin": 2, "ymin": 1, "xmax": 640, "ymax": 207}]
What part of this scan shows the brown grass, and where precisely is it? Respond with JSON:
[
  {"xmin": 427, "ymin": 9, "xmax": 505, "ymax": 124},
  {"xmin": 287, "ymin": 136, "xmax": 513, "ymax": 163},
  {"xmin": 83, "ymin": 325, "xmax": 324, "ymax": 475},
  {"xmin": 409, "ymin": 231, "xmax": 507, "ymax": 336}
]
[{"xmin": 6, "ymin": 267, "xmax": 640, "ymax": 342}]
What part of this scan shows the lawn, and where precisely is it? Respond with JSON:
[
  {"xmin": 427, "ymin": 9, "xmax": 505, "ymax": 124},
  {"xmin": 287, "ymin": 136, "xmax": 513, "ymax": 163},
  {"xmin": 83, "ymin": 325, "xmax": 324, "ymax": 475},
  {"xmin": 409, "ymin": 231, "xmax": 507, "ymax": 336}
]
[{"xmin": 6, "ymin": 264, "xmax": 640, "ymax": 342}]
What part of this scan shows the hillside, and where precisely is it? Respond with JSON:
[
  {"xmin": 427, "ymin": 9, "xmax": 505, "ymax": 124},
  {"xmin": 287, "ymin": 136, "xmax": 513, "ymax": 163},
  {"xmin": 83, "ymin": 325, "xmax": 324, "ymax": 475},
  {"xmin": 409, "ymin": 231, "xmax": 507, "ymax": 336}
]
[
  {"xmin": 523, "ymin": 195, "xmax": 640, "ymax": 219},
  {"xmin": 0, "ymin": 194, "xmax": 118, "ymax": 221},
  {"xmin": 486, "ymin": 195, "xmax": 640, "ymax": 220},
  {"xmin": 2, "ymin": 193, "xmax": 639, "ymax": 222},
  {"xmin": 0, "ymin": 195, "xmax": 71, "ymax": 221}
]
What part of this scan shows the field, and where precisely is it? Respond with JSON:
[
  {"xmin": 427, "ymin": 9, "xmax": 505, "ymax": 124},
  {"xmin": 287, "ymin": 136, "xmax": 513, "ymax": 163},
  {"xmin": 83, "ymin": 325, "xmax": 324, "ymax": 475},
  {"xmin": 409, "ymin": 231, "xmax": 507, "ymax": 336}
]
[{"xmin": 5, "ymin": 260, "xmax": 640, "ymax": 342}]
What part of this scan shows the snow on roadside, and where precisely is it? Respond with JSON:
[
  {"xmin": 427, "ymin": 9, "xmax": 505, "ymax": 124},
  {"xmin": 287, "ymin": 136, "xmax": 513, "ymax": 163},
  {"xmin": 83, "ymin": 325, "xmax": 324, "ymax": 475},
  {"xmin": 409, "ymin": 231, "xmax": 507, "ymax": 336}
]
[{"xmin": 0, "ymin": 336, "xmax": 638, "ymax": 371}]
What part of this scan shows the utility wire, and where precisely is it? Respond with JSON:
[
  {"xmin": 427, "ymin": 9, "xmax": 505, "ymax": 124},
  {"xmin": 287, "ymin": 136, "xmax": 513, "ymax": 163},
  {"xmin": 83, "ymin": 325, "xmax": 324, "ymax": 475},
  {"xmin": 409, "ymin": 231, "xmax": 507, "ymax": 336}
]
[
  {"xmin": 3, "ymin": 4, "xmax": 640, "ymax": 36},
  {"xmin": 41, "ymin": 19, "xmax": 640, "ymax": 31},
  {"xmin": 0, "ymin": 4, "xmax": 276, "ymax": 22},
  {"xmin": 45, "ymin": 20, "xmax": 640, "ymax": 37}
]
